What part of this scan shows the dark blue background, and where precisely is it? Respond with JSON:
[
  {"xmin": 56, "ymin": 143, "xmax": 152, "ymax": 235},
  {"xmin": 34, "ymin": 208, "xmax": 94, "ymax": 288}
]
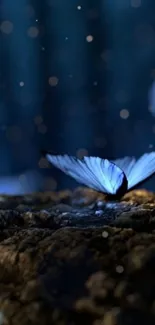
[{"xmin": 1, "ymin": 0, "xmax": 155, "ymax": 193}]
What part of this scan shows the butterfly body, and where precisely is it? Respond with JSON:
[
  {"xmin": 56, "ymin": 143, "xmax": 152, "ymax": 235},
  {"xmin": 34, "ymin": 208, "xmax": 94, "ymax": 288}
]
[
  {"xmin": 105, "ymin": 174, "xmax": 128, "ymax": 200},
  {"xmin": 44, "ymin": 151, "xmax": 155, "ymax": 200}
]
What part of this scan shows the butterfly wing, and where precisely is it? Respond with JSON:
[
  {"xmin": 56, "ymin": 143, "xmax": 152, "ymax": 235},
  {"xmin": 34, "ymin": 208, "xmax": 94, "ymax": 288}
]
[
  {"xmin": 113, "ymin": 152, "xmax": 155, "ymax": 190},
  {"xmin": 112, "ymin": 157, "xmax": 136, "ymax": 180},
  {"xmin": 124, "ymin": 152, "xmax": 155, "ymax": 190},
  {"xmin": 46, "ymin": 154, "xmax": 126, "ymax": 194}
]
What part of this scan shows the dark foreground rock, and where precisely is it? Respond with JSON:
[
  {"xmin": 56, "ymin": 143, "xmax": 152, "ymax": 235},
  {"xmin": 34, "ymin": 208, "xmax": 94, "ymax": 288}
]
[{"xmin": 0, "ymin": 188, "xmax": 155, "ymax": 324}]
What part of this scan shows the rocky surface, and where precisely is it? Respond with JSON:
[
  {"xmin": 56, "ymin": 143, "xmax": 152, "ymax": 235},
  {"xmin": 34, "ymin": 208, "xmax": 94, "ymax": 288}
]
[{"xmin": 0, "ymin": 187, "xmax": 155, "ymax": 324}]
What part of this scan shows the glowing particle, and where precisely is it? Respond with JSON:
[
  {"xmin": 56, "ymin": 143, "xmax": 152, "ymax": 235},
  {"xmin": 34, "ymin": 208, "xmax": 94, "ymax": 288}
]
[
  {"xmin": 19, "ymin": 81, "xmax": 24, "ymax": 87},
  {"xmin": 48, "ymin": 76, "xmax": 59, "ymax": 86},
  {"xmin": 93, "ymin": 81, "xmax": 98, "ymax": 86},
  {"xmin": 131, "ymin": 0, "xmax": 141, "ymax": 8},
  {"xmin": 116, "ymin": 265, "xmax": 124, "ymax": 274},
  {"xmin": 27, "ymin": 26, "xmax": 39, "ymax": 38},
  {"xmin": 65, "ymin": 37, "xmax": 68, "ymax": 40},
  {"xmin": 77, "ymin": 5, "xmax": 82, "ymax": 10},
  {"xmin": 35, "ymin": 19, "xmax": 38, "ymax": 22},
  {"xmin": 120, "ymin": 109, "xmax": 130, "ymax": 119},
  {"xmin": 42, "ymin": 47, "xmax": 45, "ymax": 51},
  {"xmin": 102, "ymin": 231, "xmax": 109, "ymax": 238},
  {"xmin": 0, "ymin": 20, "xmax": 13, "ymax": 34},
  {"xmin": 86, "ymin": 35, "xmax": 93, "ymax": 42}
]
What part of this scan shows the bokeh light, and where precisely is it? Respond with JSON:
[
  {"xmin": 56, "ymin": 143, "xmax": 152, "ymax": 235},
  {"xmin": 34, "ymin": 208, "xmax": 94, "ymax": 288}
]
[
  {"xmin": 0, "ymin": 21, "xmax": 13, "ymax": 34},
  {"xmin": 86, "ymin": 35, "xmax": 94, "ymax": 42},
  {"xmin": 25, "ymin": 5, "xmax": 35, "ymax": 18},
  {"xmin": 48, "ymin": 76, "xmax": 59, "ymax": 86},
  {"xmin": 27, "ymin": 26, "xmax": 39, "ymax": 38},
  {"xmin": 76, "ymin": 148, "xmax": 89, "ymax": 159},
  {"xmin": 19, "ymin": 81, "xmax": 24, "ymax": 87},
  {"xmin": 34, "ymin": 115, "xmax": 43, "ymax": 125},
  {"xmin": 120, "ymin": 109, "xmax": 130, "ymax": 119},
  {"xmin": 131, "ymin": 0, "xmax": 141, "ymax": 8},
  {"xmin": 38, "ymin": 157, "xmax": 50, "ymax": 168}
]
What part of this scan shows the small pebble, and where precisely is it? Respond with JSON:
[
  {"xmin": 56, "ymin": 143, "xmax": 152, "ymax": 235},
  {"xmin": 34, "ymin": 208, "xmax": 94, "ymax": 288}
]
[
  {"xmin": 61, "ymin": 212, "xmax": 69, "ymax": 216},
  {"xmin": 97, "ymin": 200, "xmax": 105, "ymax": 208},
  {"xmin": 95, "ymin": 210, "xmax": 103, "ymax": 217}
]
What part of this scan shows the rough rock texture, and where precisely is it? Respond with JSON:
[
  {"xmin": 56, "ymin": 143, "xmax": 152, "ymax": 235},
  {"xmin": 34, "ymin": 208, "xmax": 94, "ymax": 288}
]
[{"xmin": 0, "ymin": 187, "xmax": 155, "ymax": 324}]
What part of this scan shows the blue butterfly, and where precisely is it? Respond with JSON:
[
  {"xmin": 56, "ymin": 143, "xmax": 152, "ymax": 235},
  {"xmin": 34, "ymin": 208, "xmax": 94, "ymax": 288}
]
[{"xmin": 45, "ymin": 152, "xmax": 155, "ymax": 199}]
